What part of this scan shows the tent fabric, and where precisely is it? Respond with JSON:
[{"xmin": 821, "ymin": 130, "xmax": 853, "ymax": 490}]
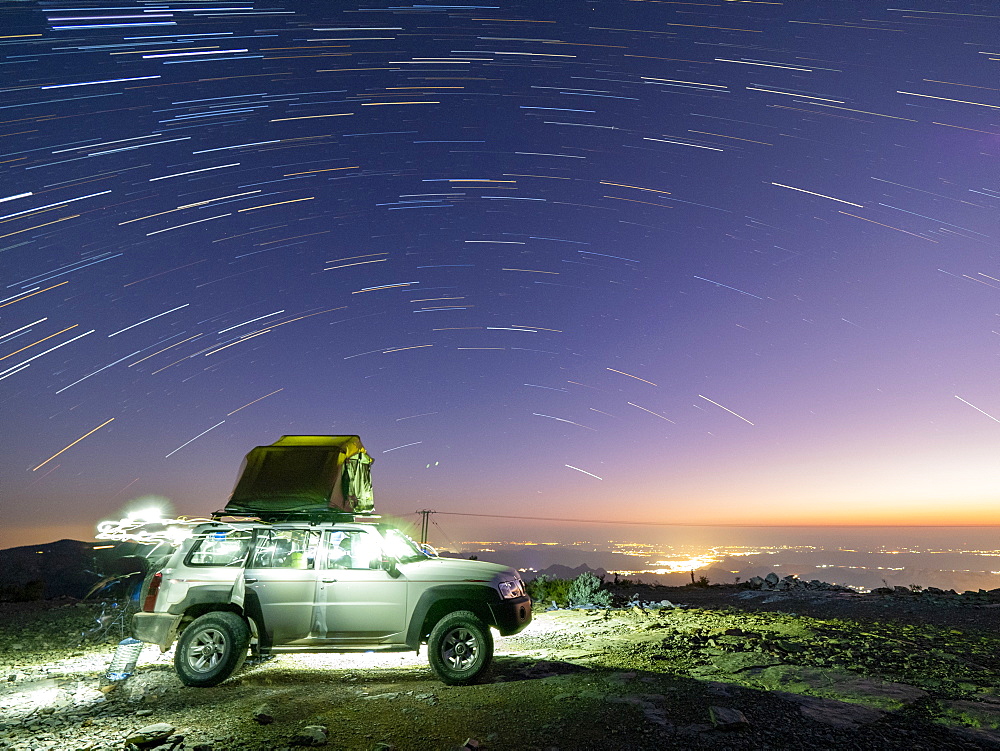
[
  {"xmin": 342, "ymin": 451, "xmax": 374, "ymax": 512},
  {"xmin": 223, "ymin": 435, "xmax": 374, "ymax": 517}
]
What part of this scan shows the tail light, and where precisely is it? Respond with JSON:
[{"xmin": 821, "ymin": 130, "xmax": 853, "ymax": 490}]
[{"xmin": 142, "ymin": 572, "xmax": 162, "ymax": 612}]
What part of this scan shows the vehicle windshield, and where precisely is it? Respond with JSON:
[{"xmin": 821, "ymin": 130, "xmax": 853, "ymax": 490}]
[{"xmin": 382, "ymin": 528, "xmax": 432, "ymax": 563}]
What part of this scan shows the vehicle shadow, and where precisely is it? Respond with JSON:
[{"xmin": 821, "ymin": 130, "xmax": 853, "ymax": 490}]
[{"xmin": 229, "ymin": 647, "xmax": 594, "ymax": 688}]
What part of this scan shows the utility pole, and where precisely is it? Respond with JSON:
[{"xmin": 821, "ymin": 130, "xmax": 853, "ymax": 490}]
[{"xmin": 416, "ymin": 509, "xmax": 435, "ymax": 546}]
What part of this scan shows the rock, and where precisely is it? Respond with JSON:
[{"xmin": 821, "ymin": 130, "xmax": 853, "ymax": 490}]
[
  {"xmin": 784, "ymin": 694, "xmax": 884, "ymax": 728},
  {"xmin": 948, "ymin": 726, "xmax": 1000, "ymax": 750},
  {"xmin": 703, "ymin": 652, "xmax": 782, "ymax": 674},
  {"xmin": 292, "ymin": 724, "xmax": 328, "ymax": 746},
  {"xmin": 764, "ymin": 573, "xmax": 779, "ymax": 586},
  {"xmin": 708, "ymin": 705, "xmax": 748, "ymax": 730},
  {"xmin": 253, "ymin": 705, "xmax": 275, "ymax": 724},
  {"xmin": 940, "ymin": 696, "xmax": 1000, "ymax": 731},
  {"xmin": 125, "ymin": 722, "xmax": 175, "ymax": 746},
  {"xmin": 677, "ymin": 723, "xmax": 714, "ymax": 736}
]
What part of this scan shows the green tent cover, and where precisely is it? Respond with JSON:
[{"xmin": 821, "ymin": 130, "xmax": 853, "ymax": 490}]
[{"xmin": 223, "ymin": 435, "xmax": 374, "ymax": 516}]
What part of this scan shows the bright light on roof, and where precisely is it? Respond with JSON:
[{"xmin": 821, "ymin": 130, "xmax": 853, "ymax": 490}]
[
  {"xmin": 95, "ymin": 515, "xmax": 207, "ymax": 545},
  {"xmin": 126, "ymin": 507, "xmax": 162, "ymax": 524}
]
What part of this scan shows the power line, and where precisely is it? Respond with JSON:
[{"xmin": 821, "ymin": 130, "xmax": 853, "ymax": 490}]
[
  {"xmin": 431, "ymin": 518, "xmax": 457, "ymax": 548},
  {"xmin": 422, "ymin": 510, "xmax": 728, "ymax": 527},
  {"xmin": 411, "ymin": 510, "xmax": 1000, "ymax": 529}
]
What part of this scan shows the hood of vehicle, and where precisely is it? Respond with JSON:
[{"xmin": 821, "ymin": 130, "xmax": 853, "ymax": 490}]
[{"xmin": 401, "ymin": 556, "xmax": 518, "ymax": 581}]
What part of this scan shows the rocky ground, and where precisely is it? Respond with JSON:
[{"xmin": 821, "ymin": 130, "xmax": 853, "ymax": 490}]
[{"xmin": 0, "ymin": 585, "xmax": 998, "ymax": 751}]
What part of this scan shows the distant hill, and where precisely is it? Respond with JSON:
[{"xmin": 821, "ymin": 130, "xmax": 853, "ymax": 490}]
[
  {"xmin": 531, "ymin": 563, "xmax": 609, "ymax": 581},
  {"xmin": 0, "ymin": 539, "xmax": 146, "ymax": 601}
]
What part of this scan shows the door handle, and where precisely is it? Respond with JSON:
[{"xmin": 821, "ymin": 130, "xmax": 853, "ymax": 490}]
[
  {"xmin": 321, "ymin": 579, "xmax": 337, "ymax": 583},
  {"xmin": 243, "ymin": 578, "xmax": 258, "ymax": 584}
]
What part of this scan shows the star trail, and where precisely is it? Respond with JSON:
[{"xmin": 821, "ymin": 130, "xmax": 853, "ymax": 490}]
[{"xmin": 2, "ymin": 0, "xmax": 999, "ymax": 547}]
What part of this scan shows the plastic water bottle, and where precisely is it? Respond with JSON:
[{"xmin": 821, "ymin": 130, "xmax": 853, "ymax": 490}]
[{"xmin": 106, "ymin": 637, "xmax": 143, "ymax": 681}]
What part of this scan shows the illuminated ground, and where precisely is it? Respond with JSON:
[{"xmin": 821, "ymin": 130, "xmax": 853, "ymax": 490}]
[{"xmin": 0, "ymin": 595, "xmax": 998, "ymax": 750}]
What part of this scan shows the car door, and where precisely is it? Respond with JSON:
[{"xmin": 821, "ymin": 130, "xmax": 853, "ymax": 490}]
[
  {"xmin": 314, "ymin": 528, "xmax": 407, "ymax": 644},
  {"xmin": 243, "ymin": 527, "xmax": 321, "ymax": 646}
]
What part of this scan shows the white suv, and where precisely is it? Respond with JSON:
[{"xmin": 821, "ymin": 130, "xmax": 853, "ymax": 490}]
[{"xmin": 132, "ymin": 519, "xmax": 531, "ymax": 687}]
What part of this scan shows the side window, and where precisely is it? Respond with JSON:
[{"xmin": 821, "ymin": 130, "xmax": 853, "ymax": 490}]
[
  {"xmin": 249, "ymin": 529, "xmax": 320, "ymax": 569},
  {"xmin": 186, "ymin": 530, "xmax": 251, "ymax": 567},
  {"xmin": 322, "ymin": 530, "xmax": 382, "ymax": 570}
]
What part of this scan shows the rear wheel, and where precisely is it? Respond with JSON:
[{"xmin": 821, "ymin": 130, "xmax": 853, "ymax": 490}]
[
  {"xmin": 174, "ymin": 612, "xmax": 250, "ymax": 687},
  {"xmin": 428, "ymin": 610, "xmax": 493, "ymax": 685}
]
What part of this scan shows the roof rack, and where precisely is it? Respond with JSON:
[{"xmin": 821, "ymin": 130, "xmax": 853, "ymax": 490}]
[{"xmin": 210, "ymin": 509, "xmax": 381, "ymax": 524}]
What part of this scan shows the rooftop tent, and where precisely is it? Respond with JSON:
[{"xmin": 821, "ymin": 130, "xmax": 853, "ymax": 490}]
[{"xmin": 223, "ymin": 435, "xmax": 374, "ymax": 518}]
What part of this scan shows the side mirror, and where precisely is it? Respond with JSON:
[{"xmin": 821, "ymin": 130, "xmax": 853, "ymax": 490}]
[{"xmin": 380, "ymin": 555, "xmax": 400, "ymax": 577}]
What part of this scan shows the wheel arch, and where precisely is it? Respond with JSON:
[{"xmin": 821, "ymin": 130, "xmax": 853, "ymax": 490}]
[
  {"xmin": 178, "ymin": 602, "xmax": 246, "ymax": 633},
  {"xmin": 406, "ymin": 585, "xmax": 499, "ymax": 649}
]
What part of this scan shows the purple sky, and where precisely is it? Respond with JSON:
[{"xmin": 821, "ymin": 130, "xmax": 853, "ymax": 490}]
[{"xmin": 2, "ymin": 0, "xmax": 999, "ymax": 549}]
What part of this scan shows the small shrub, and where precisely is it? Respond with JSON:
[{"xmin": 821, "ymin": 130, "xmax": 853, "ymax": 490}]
[
  {"xmin": 685, "ymin": 575, "xmax": 711, "ymax": 588},
  {"xmin": 528, "ymin": 573, "xmax": 613, "ymax": 608},
  {"xmin": 568, "ymin": 571, "xmax": 612, "ymax": 608},
  {"xmin": 527, "ymin": 575, "xmax": 572, "ymax": 607}
]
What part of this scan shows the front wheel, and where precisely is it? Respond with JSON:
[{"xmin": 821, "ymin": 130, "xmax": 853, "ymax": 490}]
[
  {"xmin": 427, "ymin": 610, "xmax": 493, "ymax": 685},
  {"xmin": 174, "ymin": 612, "xmax": 250, "ymax": 687}
]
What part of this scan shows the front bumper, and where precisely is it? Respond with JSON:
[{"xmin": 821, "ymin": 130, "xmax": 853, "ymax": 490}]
[
  {"xmin": 131, "ymin": 612, "xmax": 182, "ymax": 651},
  {"xmin": 489, "ymin": 594, "xmax": 532, "ymax": 636}
]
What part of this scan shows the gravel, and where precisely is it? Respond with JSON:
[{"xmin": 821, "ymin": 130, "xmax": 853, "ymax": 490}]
[{"xmin": 0, "ymin": 590, "xmax": 997, "ymax": 750}]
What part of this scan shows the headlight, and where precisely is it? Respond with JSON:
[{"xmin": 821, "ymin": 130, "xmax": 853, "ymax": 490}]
[{"xmin": 497, "ymin": 579, "xmax": 525, "ymax": 599}]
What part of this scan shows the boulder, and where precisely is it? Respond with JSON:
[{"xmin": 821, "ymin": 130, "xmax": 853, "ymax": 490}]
[
  {"xmin": 253, "ymin": 705, "xmax": 275, "ymax": 725},
  {"xmin": 709, "ymin": 705, "xmax": 749, "ymax": 730},
  {"xmin": 125, "ymin": 722, "xmax": 175, "ymax": 746},
  {"xmin": 292, "ymin": 725, "xmax": 328, "ymax": 746},
  {"xmin": 782, "ymin": 694, "xmax": 884, "ymax": 729}
]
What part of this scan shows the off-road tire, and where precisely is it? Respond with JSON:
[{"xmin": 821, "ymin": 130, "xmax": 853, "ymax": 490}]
[
  {"xmin": 427, "ymin": 610, "xmax": 493, "ymax": 685},
  {"xmin": 174, "ymin": 611, "xmax": 250, "ymax": 687}
]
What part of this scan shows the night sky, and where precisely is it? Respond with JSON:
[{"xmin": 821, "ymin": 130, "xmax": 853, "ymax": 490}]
[{"xmin": 3, "ymin": 0, "xmax": 999, "ymax": 549}]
